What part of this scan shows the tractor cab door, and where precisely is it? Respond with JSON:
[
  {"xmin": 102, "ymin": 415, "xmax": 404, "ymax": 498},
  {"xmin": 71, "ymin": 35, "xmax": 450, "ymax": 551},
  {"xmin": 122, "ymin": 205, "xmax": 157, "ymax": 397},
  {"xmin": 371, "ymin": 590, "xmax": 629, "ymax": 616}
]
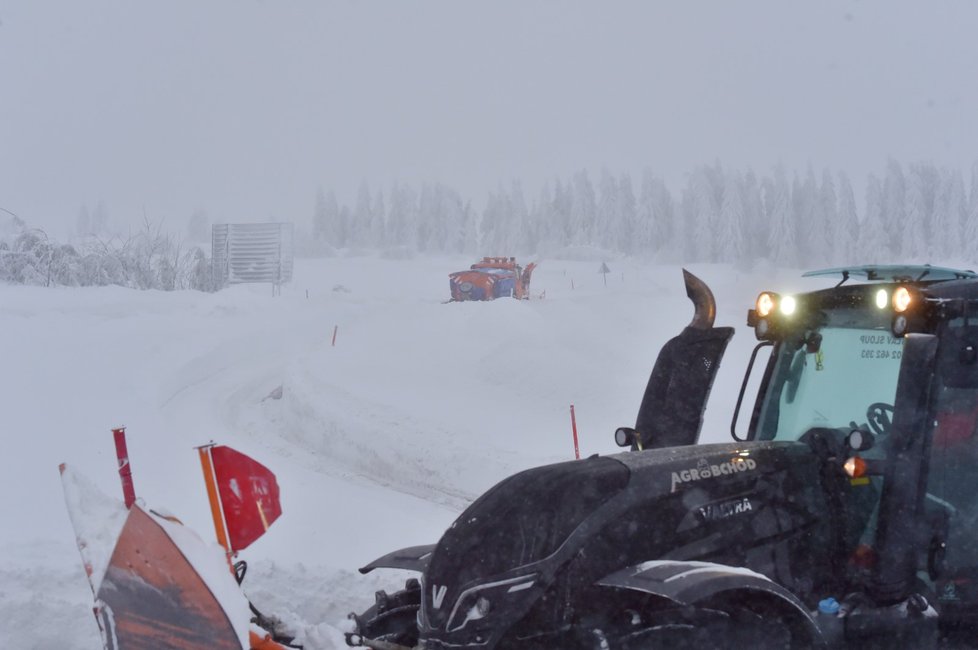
[{"xmin": 922, "ymin": 323, "xmax": 978, "ymax": 615}]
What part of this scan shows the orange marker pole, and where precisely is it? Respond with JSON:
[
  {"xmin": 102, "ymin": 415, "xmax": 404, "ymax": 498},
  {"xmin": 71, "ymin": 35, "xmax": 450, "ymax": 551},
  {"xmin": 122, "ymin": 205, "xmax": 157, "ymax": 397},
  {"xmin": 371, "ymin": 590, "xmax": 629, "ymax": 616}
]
[
  {"xmin": 197, "ymin": 444, "xmax": 231, "ymax": 560},
  {"xmin": 570, "ymin": 405, "xmax": 580, "ymax": 460},
  {"xmin": 112, "ymin": 427, "xmax": 137, "ymax": 508}
]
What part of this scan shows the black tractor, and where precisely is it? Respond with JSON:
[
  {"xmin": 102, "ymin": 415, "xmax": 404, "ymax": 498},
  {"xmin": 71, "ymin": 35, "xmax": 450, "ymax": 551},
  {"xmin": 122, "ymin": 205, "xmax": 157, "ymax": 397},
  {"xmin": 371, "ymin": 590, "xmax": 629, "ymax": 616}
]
[{"xmin": 346, "ymin": 264, "xmax": 978, "ymax": 649}]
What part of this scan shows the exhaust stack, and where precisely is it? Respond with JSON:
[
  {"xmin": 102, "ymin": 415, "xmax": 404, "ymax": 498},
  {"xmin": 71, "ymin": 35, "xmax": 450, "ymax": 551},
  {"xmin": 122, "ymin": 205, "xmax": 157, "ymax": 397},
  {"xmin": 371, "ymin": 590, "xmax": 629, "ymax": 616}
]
[{"xmin": 683, "ymin": 269, "xmax": 717, "ymax": 330}]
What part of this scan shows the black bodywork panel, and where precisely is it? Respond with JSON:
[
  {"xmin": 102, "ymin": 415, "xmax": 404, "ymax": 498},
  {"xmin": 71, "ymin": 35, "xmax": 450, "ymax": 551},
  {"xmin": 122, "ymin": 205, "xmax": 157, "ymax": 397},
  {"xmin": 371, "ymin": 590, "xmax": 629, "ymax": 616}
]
[
  {"xmin": 634, "ymin": 325, "xmax": 734, "ymax": 449},
  {"xmin": 412, "ymin": 441, "xmax": 843, "ymax": 648},
  {"xmin": 359, "ymin": 544, "xmax": 436, "ymax": 575}
]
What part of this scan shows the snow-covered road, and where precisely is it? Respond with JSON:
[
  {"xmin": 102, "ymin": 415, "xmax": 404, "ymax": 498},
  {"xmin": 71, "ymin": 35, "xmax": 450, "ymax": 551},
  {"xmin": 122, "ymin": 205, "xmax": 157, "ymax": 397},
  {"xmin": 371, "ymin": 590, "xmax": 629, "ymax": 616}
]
[{"xmin": 1, "ymin": 254, "xmax": 812, "ymax": 648}]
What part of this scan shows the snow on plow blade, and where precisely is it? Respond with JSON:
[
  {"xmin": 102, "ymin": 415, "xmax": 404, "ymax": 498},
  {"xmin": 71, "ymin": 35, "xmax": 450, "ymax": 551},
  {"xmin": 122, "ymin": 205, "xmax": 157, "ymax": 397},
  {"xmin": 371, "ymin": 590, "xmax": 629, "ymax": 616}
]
[
  {"xmin": 96, "ymin": 506, "xmax": 244, "ymax": 649},
  {"xmin": 61, "ymin": 464, "xmax": 249, "ymax": 650}
]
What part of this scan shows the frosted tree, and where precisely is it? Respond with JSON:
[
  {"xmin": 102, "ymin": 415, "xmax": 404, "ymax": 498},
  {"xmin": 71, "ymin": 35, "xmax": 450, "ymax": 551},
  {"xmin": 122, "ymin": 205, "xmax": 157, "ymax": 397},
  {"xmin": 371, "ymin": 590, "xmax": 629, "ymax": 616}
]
[
  {"xmin": 440, "ymin": 190, "xmax": 470, "ymax": 254},
  {"xmin": 351, "ymin": 182, "xmax": 373, "ymax": 248},
  {"xmin": 479, "ymin": 187, "xmax": 505, "ymax": 254},
  {"xmin": 186, "ymin": 209, "xmax": 210, "ymax": 244},
  {"xmin": 741, "ymin": 170, "xmax": 764, "ymax": 262},
  {"xmin": 636, "ymin": 171, "xmax": 657, "ymax": 254},
  {"xmin": 371, "ymin": 190, "xmax": 386, "ymax": 249},
  {"xmin": 570, "ymin": 170, "xmax": 596, "ymax": 246},
  {"xmin": 967, "ymin": 163, "xmax": 978, "ymax": 258},
  {"xmin": 792, "ymin": 169, "xmax": 819, "ymax": 265},
  {"xmin": 904, "ymin": 167, "xmax": 929, "ymax": 261},
  {"xmin": 386, "ymin": 183, "xmax": 417, "ymax": 250},
  {"xmin": 596, "ymin": 169, "xmax": 620, "ymax": 251},
  {"xmin": 336, "ymin": 205, "xmax": 351, "ymax": 248},
  {"xmin": 76, "ymin": 204, "xmax": 91, "ymax": 238},
  {"xmin": 717, "ymin": 171, "xmax": 746, "ymax": 264},
  {"xmin": 652, "ymin": 179, "xmax": 678, "ymax": 258},
  {"xmin": 434, "ymin": 187, "xmax": 459, "ymax": 253},
  {"xmin": 678, "ymin": 187, "xmax": 698, "ymax": 263},
  {"xmin": 914, "ymin": 163, "xmax": 940, "ymax": 257},
  {"xmin": 552, "ymin": 178, "xmax": 573, "ymax": 248},
  {"xmin": 527, "ymin": 184, "xmax": 553, "ymax": 254},
  {"xmin": 818, "ymin": 170, "xmax": 839, "ymax": 265},
  {"xmin": 834, "ymin": 172, "xmax": 858, "ymax": 265},
  {"xmin": 931, "ymin": 170, "xmax": 965, "ymax": 259},
  {"xmin": 312, "ymin": 189, "xmax": 326, "ymax": 241},
  {"xmin": 791, "ymin": 174, "xmax": 810, "ymax": 263},
  {"xmin": 882, "ymin": 160, "xmax": 907, "ymax": 258},
  {"xmin": 312, "ymin": 189, "xmax": 339, "ymax": 244},
  {"xmin": 91, "ymin": 201, "xmax": 110, "ymax": 237},
  {"xmin": 461, "ymin": 200, "xmax": 479, "ymax": 254},
  {"xmin": 857, "ymin": 175, "xmax": 886, "ymax": 263},
  {"xmin": 688, "ymin": 167, "xmax": 719, "ymax": 262},
  {"xmin": 764, "ymin": 167, "xmax": 795, "ymax": 265},
  {"xmin": 416, "ymin": 184, "xmax": 435, "ymax": 252},
  {"xmin": 618, "ymin": 173, "xmax": 637, "ymax": 254}
]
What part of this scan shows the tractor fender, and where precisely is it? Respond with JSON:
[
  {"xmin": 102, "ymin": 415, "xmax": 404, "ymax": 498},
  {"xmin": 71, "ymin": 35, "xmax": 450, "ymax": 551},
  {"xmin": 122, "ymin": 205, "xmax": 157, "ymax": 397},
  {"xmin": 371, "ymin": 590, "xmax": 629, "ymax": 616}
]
[
  {"xmin": 596, "ymin": 560, "xmax": 825, "ymax": 646},
  {"xmin": 358, "ymin": 544, "xmax": 436, "ymax": 575}
]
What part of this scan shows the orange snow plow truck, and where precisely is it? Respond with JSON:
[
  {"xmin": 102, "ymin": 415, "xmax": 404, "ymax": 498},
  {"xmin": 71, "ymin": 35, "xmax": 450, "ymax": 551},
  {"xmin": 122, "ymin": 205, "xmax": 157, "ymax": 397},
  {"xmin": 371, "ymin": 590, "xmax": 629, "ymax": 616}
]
[{"xmin": 448, "ymin": 257, "xmax": 537, "ymax": 301}]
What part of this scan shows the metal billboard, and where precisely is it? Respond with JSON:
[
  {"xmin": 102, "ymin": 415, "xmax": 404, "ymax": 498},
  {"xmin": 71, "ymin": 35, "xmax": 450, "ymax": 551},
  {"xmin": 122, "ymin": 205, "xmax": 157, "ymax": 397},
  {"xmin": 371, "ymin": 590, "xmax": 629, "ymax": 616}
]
[{"xmin": 212, "ymin": 222, "xmax": 294, "ymax": 288}]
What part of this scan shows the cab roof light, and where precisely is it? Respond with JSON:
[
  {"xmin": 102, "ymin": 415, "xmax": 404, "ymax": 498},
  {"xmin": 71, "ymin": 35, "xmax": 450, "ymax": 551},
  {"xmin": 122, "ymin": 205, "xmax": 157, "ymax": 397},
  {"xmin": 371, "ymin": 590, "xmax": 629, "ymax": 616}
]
[
  {"xmin": 756, "ymin": 292, "xmax": 777, "ymax": 318},
  {"xmin": 780, "ymin": 295, "xmax": 797, "ymax": 316},
  {"xmin": 893, "ymin": 286, "xmax": 912, "ymax": 313},
  {"xmin": 875, "ymin": 289, "xmax": 889, "ymax": 310}
]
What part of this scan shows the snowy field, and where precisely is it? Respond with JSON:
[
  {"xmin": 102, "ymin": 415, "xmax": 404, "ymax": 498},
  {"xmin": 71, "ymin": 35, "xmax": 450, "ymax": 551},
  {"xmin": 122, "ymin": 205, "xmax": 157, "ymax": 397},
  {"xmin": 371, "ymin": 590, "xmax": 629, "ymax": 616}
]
[{"xmin": 1, "ymin": 255, "xmax": 831, "ymax": 649}]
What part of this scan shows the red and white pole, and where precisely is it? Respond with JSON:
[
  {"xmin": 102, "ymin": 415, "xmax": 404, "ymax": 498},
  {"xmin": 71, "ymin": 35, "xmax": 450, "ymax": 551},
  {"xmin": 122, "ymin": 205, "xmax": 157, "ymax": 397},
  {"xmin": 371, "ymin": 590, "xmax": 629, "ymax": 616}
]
[
  {"xmin": 570, "ymin": 405, "xmax": 580, "ymax": 460},
  {"xmin": 112, "ymin": 427, "xmax": 136, "ymax": 508}
]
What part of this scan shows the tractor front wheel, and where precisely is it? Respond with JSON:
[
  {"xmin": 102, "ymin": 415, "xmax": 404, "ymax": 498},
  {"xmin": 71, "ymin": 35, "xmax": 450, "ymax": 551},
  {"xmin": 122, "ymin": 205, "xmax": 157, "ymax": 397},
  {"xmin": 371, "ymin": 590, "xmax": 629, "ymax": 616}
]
[{"xmin": 578, "ymin": 593, "xmax": 799, "ymax": 650}]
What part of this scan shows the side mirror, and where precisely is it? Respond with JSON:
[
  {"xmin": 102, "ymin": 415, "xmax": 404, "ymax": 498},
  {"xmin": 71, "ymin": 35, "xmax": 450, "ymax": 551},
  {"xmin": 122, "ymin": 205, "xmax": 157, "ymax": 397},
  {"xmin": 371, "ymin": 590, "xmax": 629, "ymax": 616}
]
[{"xmin": 615, "ymin": 427, "xmax": 644, "ymax": 450}]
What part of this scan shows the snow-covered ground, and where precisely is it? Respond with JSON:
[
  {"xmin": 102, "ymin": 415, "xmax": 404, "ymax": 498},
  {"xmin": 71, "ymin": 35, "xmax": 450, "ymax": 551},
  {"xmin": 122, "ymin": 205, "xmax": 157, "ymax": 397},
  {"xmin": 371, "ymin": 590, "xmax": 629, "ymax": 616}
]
[{"xmin": 1, "ymin": 254, "xmax": 828, "ymax": 649}]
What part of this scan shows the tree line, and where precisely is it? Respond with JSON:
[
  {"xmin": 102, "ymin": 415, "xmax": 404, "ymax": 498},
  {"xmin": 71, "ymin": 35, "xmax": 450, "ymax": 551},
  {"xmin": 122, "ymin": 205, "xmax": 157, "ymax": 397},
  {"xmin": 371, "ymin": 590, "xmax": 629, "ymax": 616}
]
[
  {"xmin": 309, "ymin": 160, "xmax": 978, "ymax": 266},
  {"xmin": 4, "ymin": 158, "xmax": 977, "ymax": 290}
]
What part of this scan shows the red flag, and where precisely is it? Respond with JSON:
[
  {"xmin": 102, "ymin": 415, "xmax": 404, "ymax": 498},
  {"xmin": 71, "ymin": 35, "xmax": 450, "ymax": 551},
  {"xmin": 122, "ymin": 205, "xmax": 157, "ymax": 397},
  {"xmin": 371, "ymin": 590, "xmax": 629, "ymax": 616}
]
[{"xmin": 210, "ymin": 446, "xmax": 281, "ymax": 551}]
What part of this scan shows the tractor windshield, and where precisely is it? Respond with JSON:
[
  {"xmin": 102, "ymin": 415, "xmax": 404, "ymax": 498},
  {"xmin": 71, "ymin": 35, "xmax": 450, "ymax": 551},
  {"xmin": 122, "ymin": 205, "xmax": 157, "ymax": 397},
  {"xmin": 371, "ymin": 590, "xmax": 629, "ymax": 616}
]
[{"xmin": 753, "ymin": 302, "xmax": 904, "ymax": 441}]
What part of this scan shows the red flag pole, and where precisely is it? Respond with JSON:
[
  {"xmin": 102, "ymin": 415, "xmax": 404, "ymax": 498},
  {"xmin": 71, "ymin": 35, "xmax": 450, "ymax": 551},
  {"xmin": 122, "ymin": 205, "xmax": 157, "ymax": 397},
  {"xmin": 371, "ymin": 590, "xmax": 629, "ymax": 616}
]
[
  {"xmin": 196, "ymin": 444, "xmax": 232, "ymax": 559},
  {"xmin": 570, "ymin": 405, "xmax": 580, "ymax": 460},
  {"xmin": 112, "ymin": 427, "xmax": 136, "ymax": 508}
]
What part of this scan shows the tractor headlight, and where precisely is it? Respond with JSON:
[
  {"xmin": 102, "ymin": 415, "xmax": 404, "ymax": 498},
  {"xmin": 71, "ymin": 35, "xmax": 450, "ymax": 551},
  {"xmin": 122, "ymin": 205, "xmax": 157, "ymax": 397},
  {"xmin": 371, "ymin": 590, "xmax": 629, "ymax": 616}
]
[
  {"xmin": 445, "ymin": 575, "xmax": 536, "ymax": 633},
  {"xmin": 893, "ymin": 286, "xmax": 912, "ymax": 313},
  {"xmin": 876, "ymin": 289, "xmax": 889, "ymax": 310},
  {"xmin": 780, "ymin": 295, "xmax": 797, "ymax": 316},
  {"xmin": 756, "ymin": 292, "xmax": 778, "ymax": 318}
]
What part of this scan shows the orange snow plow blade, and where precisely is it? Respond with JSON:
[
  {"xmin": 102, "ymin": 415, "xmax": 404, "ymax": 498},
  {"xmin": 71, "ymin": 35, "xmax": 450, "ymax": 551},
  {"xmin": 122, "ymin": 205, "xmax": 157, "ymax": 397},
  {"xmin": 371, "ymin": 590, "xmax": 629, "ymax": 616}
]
[{"xmin": 95, "ymin": 506, "xmax": 244, "ymax": 649}]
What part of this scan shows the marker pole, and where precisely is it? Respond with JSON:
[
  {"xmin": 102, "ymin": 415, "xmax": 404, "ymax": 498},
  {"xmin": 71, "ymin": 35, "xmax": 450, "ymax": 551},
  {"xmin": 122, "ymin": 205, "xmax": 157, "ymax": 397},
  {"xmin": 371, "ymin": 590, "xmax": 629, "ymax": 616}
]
[
  {"xmin": 570, "ymin": 405, "xmax": 580, "ymax": 460},
  {"xmin": 112, "ymin": 427, "xmax": 136, "ymax": 508}
]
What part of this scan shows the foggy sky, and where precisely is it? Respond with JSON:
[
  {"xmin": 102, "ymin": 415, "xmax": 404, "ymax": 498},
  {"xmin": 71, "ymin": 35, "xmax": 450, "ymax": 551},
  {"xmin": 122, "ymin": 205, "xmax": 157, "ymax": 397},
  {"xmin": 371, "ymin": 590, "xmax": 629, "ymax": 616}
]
[{"xmin": 2, "ymin": 1, "xmax": 977, "ymax": 237}]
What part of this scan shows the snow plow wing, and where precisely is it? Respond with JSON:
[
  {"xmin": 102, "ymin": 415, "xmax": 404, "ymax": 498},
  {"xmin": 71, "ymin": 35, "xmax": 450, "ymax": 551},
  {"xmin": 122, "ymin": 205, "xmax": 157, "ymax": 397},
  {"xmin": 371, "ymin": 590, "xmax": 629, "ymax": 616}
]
[
  {"xmin": 96, "ymin": 506, "xmax": 245, "ymax": 649},
  {"xmin": 60, "ymin": 464, "xmax": 251, "ymax": 650}
]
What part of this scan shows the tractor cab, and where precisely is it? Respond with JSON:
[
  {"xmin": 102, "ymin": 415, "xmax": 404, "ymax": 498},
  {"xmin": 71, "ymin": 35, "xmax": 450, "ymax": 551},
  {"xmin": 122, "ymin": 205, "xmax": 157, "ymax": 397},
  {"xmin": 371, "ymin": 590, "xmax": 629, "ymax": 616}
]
[
  {"xmin": 348, "ymin": 264, "xmax": 978, "ymax": 650},
  {"xmin": 742, "ymin": 264, "xmax": 978, "ymax": 446},
  {"xmin": 734, "ymin": 264, "xmax": 978, "ymax": 642}
]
